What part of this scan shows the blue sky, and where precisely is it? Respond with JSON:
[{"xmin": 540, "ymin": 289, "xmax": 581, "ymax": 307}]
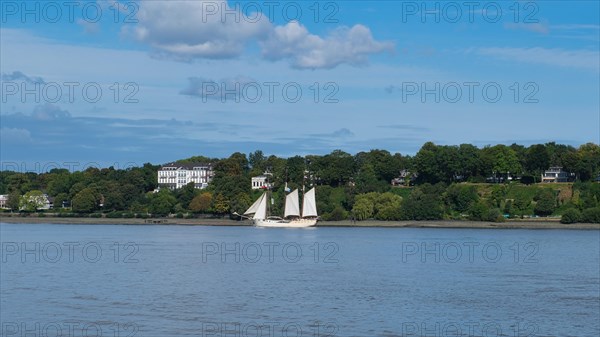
[{"xmin": 1, "ymin": 0, "xmax": 599, "ymax": 169}]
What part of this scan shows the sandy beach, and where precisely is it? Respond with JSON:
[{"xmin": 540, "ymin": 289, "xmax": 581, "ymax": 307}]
[{"xmin": 1, "ymin": 214, "xmax": 598, "ymax": 229}]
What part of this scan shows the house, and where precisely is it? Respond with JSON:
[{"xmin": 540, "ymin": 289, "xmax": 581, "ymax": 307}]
[
  {"xmin": 486, "ymin": 176, "xmax": 505, "ymax": 183},
  {"xmin": 541, "ymin": 166, "xmax": 571, "ymax": 183},
  {"xmin": 251, "ymin": 175, "xmax": 271, "ymax": 190},
  {"xmin": 391, "ymin": 169, "xmax": 417, "ymax": 186},
  {"xmin": 158, "ymin": 162, "xmax": 214, "ymax": 189},
  {"xmin": 0, "ymin": 195, "xmax": 8, "ymax": 209}
]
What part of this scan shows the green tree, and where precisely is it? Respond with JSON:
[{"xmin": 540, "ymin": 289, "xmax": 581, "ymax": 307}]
[
  {"xmin": 457, "ymin": 144, "xmax": 481, "ymax": 180},
  {"xmin": 362, "ymin": 149, "xmax": 398, "ymax": 183},
  {"xmin": 314, "ymin": 150, "xmax": 355, "ymax": 187},
  {"xmin": 401, "ymin": 188, "xmax": 444, "ymax": 220},
  {"xmin": 53, "ymin": 193, "xmax": 69, "ymax": 209},
  {"xmin": 374, "ymin": 192, "xmax": 402, "ymax": 220},
  {"xmin": 481, "ymin": 145, "xmax": 522, "ymax": 179},
  {"xmin": 468, "ymin": 202, "xmax": 487, "ymax": 221},
  {"xmin": 229, "ymin": 192, "xmax": 251, "ymax": 215},
  {"xmin": 46, "ymin": 171, "xmax": 72, "ymax": 196},
  {"xmin": 581, "ymin": 207, "xmax": 600, "ymax": 223},
  {"xmin": 545, "ymin": 142, "xmax": 576, "ymax": 167},
  {"xmin": 469, "ymin": 202, "xmax": 503, "ymax": 222},
  {"xmin": 19, "ymin": 190, "xmax": 46, "ymax": 212},
  {"xmin": 445, "ymin": 184, "xmax": 479, "ymax": 212},
  {"xmin": 99, "ymin": 181, "xmax": 125, "ymax": 211},
  {"xmin": 72, "ymin": 188, "xmax": 100, "ymax": 213},
  {"xmin": 355, "ymin": 163, "xmax": 387, "ymax": 193},
  {"xmin": 6, "ymin": 190, "xmax": 20, "ymax": 211},
  {"xmin": 148, "ymin": 190, "xmax": 177, "ymax": 216},
  {"xmin": 575, "ymin": 143, "xmax": 600, "ymax": 181},
  {"xmin": 212, "ymin": 193, "xmax": 230, "ymax": 214},
  {"xmin": 323, "ymin": 205, "xmax": 348, "ymax": 221},
  {"xmin": 503, "ymin": 199, "xmax": 513, "ymax": 215},
  {"xmin": 286, "ymin": 156, "xmax": 306, "ymax": 185},
  {"xmin": 8, "ymin": 173, "xmax": 33, "ymax": 194},
  {"xmin": 249, "ymin": 150, "xmax": 266, "ymax": 175},
  {"xmin": 414, "ymin": 142, "xmax": 444, "ymax": 184},
  {"xmin": 561, "ymin": 151, "xmax": 581, "ymax": 178},
  {"xmin": 525, "ymin": 144, "xmax": 550, "ymax": 176},
  {"xmin": 560, "ymin": 208, "xmax": 581, "ymax": 224},
  {"xmin": 534, "ymin": 189, "xmax": 556, "ymax": 216},
  {"xmin": 211, "ymin": 153, "xmax": 251, "ymax": 201},
  {"xmin": 351, "ymin": 195, "xmax": 374, "ymax": 220},
  {"xmin": 177, "ymin": 182, "xmax": 199, "ymax": 209},
  {"xmin": 189, "ymin": 192, "xmax": 213, "ymax": 213}
]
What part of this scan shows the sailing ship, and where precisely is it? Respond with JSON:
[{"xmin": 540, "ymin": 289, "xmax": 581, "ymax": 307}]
[{"xmin": 241, "ymin": 188, "xmax": 318, "ymax": 227}]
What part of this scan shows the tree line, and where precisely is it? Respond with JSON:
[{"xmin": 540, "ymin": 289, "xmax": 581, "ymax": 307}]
[{"xmin": 1, "ymin": 142, "xmax": 599, "ymax": 223}]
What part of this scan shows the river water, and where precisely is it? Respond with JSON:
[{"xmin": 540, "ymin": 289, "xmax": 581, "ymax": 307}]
[{"xmin": 1, "ymin": 223, "xmax": 598, "ymax": 336}]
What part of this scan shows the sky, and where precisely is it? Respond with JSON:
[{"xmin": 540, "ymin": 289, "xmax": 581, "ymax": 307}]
[{"xmin": 1, "ymin": 0, "xmax": 599, "ymax": 170}]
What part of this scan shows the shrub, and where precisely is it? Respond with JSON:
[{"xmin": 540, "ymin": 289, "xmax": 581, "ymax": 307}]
[
  {"xmin": 89, "ymin": 213, "xmax": 103, "ymax": 218},
  {"xmin": 520, "ymin": 175, "xmax": 535, "ymax": 185},
  {"xmin": 106, "ymin": 211, "xmax": 122, "ymax": 218},
  {"xmin": 485, "ymin": 208, "xmax": 505, "ymax": 222},
  {"xmin": 560, "ymin": 209, "xmax": 581, "ymax": 224},
  {"xmin": 445, "ymin": 184, "xmax": 479, "ymax": 212},
  {"xmin": 352, "ymin": 197, "xmax": 374, "ymax": 220},
  {"xmin": 322, "ymin": 205, "xmax": 348, "ymax": 221},
  {"xmin": 401, "ymin": 189, "xmax": 443, "ymax": 220},
  {"xmin": 581, "ymin": 207, "xmax": 600, "ymax": 223},
  {"xmin": 468, "ymin": 202, "xmax": 487, "ymax": 221},
  {"xmin": 534, "ymin": 189, "xmax": 556, "ymax": 216}
]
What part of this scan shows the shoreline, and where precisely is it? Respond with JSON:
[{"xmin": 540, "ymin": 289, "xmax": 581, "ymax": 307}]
[{"xmin": 1, "ymin": 215, "xmax": 598, "ymax": 229}]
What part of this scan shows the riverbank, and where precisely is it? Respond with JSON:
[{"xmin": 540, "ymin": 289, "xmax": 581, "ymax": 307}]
[{"xmin": 1, "ymin": 215, "xmax": 598, "ymax": 229}]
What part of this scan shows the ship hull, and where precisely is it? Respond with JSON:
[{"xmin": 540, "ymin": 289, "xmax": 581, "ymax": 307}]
[{"xmin": 254, "ymin": 218, "xmax": 317, "ymax": 228}]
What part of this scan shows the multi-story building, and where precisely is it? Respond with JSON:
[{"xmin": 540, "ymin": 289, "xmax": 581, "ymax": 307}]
[
  {"xmin": 0, "ymin": 195, "xmax": 8, "ymax": 209},
  {"xmin": 158, "ymin": 162, "xmax": 214, "ymax": 189},
  {"xmin": 541, "ymin": 166, "xmax": 571, "ymax": 183},
  {"xmin": 251, "ymin": 175, "xmax": 271, "ymax": 190}
]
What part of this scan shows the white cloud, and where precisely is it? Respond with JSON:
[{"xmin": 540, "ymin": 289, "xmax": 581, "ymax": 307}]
[
  {"xmin": 552, "ymin": 24, "xmax": 600, "ymax": 31},
  {"xmin": 475, "ymin": 47, "xmax": 600, "ymax": 72},
  {"xmin": 504, "ymin": 22, "xmax": 549, "ymax": 34},
  {"xmin": 125, "ymin": 1, "xmax": 393, "ymax": 69},
  {"xmin": 32, "ymin": 104, "xmax": 71, "ymax": 121},
  {"xmin": 1, "ymin": 70, "xmax": 45, "ymax": 84},
  {"xmin": 180, "ymin": 75, "xmax": 256, "ymax": 101},
  {"xmin": 76, "ymin": 19, "xmax": 100, "ymax": 34},
  {"xmin": 124, "ymin": 0, "xmax": 271, "ymax": 60},
  {"xmin": 261, "ymin": 21, "xmax": 394, "ymax": 69},
  {"xmin": 0, "ymin": 128, "xmax": 32, "ymax": 144}
]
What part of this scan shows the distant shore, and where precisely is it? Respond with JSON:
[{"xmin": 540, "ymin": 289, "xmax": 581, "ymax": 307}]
[{"xmin": 1, "ymin": 215, "xmax": 598, "ymax": 229}]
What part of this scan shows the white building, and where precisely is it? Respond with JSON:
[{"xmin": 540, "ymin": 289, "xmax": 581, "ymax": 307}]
[
  {"xmin": 251, "ymin": 175, "xmax": 271, "ymax": 190},
  {"xmin": 0, "ymin": 195, "xmax": 8, "ymax": 209},
  {"xmin": 541, "ymin": 166, "xmax": 571, "ymax": 183},
  {"xmin": 158, "ymin": 162, "xmax": 214, "ymax": 189}
]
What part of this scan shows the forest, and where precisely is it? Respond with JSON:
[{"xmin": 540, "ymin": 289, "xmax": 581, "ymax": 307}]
[{"xmin": 1, "ymin": 142, "xmax": 599, "ymax": 224}]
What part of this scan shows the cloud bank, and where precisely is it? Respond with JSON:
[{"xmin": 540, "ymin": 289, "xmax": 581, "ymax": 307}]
[{"xmin": 125, "ymin": 0, "xmax": 393, "ymax": 69}]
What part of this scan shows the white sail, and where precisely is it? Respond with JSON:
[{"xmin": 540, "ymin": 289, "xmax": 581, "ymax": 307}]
[
  {"xmin": 284, "ymin": 189, "xmax": 300, "ymax": 218},
  {"xmin": 301, "ymin": 188, "xmax": 318, "ymax": 218},
  {"xmin": 244, "ymin": 193, "xmax": 265, "ymax": 215},
  {"xmin": 253, "ymin": 193, "xmax": 268, "ymax": 220}
]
